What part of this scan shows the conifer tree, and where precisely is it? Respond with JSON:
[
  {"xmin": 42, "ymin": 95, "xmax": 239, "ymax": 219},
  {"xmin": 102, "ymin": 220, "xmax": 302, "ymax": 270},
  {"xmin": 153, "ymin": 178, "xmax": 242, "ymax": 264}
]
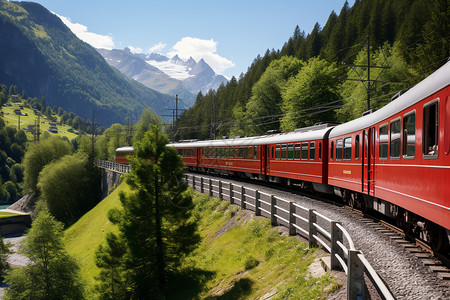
[
  {"xmin": 97, "ymin": 125, "xmax": 199, "ymax": 298},
  {"xmin": 4, "ymin": 210, "xmax": 85, "ymax": 299}
]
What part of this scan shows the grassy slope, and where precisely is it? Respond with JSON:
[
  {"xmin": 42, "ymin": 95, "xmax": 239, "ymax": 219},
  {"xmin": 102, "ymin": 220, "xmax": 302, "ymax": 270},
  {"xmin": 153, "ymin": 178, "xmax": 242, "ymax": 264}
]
[
  {"xmin": 64, "ymin": 183, "xmax": 339, "ymax": 299},
  {"xmin": 63, "ymin": 182, "xmax": 129, "ymax": 292},
  {"xmin": 2, "ymin": 101, "xmax": 79, "ymax": 140}
]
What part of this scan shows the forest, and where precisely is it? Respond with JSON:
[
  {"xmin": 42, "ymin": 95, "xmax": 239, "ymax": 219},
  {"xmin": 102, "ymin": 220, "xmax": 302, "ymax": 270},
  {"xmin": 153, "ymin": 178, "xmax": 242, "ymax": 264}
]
[{"xmin": 174, "ymin": 0, "xmax": 448, "ymax": 140}]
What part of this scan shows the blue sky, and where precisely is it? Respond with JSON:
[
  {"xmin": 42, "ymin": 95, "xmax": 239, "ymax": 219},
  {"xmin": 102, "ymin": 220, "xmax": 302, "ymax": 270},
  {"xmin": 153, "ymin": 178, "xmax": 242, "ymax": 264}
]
[{"xmin": 23, "ymin": 0, "xmax": 354, "ymax": 78}]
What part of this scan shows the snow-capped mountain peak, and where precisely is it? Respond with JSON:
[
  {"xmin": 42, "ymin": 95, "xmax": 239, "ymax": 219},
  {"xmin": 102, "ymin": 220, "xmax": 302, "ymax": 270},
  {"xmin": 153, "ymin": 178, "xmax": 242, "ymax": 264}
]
[{"xmin": 97, "ymin": 47, "xmax": 228, "ymax": 96}]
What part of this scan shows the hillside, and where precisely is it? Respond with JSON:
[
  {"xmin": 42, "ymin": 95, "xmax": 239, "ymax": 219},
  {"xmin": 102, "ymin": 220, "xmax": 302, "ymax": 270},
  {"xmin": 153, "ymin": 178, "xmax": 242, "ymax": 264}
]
[
  {"xmin": 0, "ymin": 0, "xmax": 173, "ymax": 126},
  {"xmin": 64, "ymin": 182, "xmax": 339, "ymax": 298}
]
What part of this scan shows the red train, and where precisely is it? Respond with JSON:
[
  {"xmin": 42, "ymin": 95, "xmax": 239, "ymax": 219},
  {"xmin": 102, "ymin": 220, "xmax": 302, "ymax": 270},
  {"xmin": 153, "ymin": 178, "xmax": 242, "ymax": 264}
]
[{"xmin": 119, "ymin": 61, "xmax": 450, "ymax": 253}]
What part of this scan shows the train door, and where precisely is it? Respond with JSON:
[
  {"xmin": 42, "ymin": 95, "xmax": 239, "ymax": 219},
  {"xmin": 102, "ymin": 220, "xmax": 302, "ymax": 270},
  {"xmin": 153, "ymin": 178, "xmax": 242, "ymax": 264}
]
[
  {"xmin": 363, "ymin": 128, "xmax": 376, "ymax": 195},
  {"xmin": 261, "ymin": 145, "xmax": 268, "ymax": 176}
]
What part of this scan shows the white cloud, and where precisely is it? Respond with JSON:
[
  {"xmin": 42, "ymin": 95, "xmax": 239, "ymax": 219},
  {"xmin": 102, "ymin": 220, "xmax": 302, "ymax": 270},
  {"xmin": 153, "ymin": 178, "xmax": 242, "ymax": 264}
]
[
  {"xmin": 149, "ymin": 43, "xmax": 167, "ymax": 54},
  {"xmin": 167, "ymin": 37, "xmax": 234, "ymax": 74},
  {"xmin": 56, "ymin": 14, "xmax": 114, "ymax": 49}
]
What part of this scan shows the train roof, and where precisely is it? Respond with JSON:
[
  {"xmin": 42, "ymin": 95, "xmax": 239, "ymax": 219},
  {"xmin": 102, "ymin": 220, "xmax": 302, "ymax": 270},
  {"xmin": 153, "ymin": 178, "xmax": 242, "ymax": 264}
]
[
  {"xmin": 329, "ymin": 61, "xmax": 450, "ymax": 138},
  {"xmin": 170, "ymin": 125, "xmax": 333, "ymax": 148},
  {"xmin": 116, "ymin": 146, "xmax": 134, "ymax": 152}
]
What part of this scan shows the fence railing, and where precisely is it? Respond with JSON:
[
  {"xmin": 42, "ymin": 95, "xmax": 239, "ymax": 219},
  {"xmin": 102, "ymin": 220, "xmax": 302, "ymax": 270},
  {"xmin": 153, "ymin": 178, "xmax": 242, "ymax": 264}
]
[
  {"xmin": 185, "ymin": 174, "xmax": 394, "ymax": 300},
  {"xmin": 95, "ymin": 160, "xmax": 131, "ymax": 174}
]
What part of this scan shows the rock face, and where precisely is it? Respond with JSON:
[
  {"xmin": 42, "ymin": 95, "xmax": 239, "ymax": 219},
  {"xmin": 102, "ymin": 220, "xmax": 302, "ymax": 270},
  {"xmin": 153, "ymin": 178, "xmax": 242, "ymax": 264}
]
[
  {"xmin": 100, "ymin": 169, "xmax": 123, "ymax": 199},
  {"xmin": 7, "ymin": 193, "xmax": 36, "ymax": 214}
]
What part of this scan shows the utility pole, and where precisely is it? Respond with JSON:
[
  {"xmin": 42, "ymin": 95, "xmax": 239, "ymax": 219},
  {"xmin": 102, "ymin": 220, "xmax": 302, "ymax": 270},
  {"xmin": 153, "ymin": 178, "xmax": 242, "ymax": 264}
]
[{"xmin": 344, "ymin": 35, "xmax": 393, "ymax": 113}]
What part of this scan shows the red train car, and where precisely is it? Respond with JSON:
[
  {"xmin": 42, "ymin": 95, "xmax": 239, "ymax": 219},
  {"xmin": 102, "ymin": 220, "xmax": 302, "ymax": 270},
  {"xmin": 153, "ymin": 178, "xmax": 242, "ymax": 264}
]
[
  {"xmin": 115, "ymin": 146, "xmax": 134, "ymax": 164},
  {"xmin": 328, "ymin": 62, "xmax": 450, "ymax": 250},
  {"xmin": 142, "ymin": 61, "xmax": 450, "ymax": 252}
]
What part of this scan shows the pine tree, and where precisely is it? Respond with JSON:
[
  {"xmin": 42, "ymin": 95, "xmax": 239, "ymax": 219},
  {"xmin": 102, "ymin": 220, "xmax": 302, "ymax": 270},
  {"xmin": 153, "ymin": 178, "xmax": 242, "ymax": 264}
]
[
  {"xmin": 97, "ymin": 125, "xmax": 199, "ymax": 298},
  {"xmin": 4, "ymin": 210, "xmax": 85, "ymax": 299}
]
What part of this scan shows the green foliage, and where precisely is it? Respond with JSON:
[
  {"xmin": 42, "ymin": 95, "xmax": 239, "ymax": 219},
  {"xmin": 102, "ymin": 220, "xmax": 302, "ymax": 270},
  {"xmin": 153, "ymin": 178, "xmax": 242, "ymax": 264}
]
[
  {"xmin": 235, "ymin": 56, "xmax": 304, "ymax": 135},
  {"xmin": 37, "ymin": 154, "xmax": 101, "ymax": 225},
  {"xmin": 176, "ymin": 0, "xmax": 446, "ymax": 139},
  {"xmin": 23, "ymin": 135, "xmax": 71, "ymax": 192},
  {"xmin": 281, "ymin": 57, "xmax": 341, "ymax": 131},
  {"xmin": 0, "ymin": 237, "xmax": 11, "ymax": 280},
  {"xmin": 96, "ymin": 125, "xmax": 200, "ymax": 298},
  {"xmin": 94, "ymin": 233, "xmax": 129, "ymax": 300},
  {"xmin": 4, "ymin": 209, "xmax": 85, "ymax": 300},
  {"xmin": 337, "ymin": 42, "xmax": 417, "ymax": 121}
]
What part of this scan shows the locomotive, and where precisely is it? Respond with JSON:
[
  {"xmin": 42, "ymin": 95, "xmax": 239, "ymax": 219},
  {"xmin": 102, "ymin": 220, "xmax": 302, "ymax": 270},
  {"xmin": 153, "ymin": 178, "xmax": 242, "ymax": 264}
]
[{"xmin": 118, "ymin": 61, "xmax": 450, "ymax": 254}]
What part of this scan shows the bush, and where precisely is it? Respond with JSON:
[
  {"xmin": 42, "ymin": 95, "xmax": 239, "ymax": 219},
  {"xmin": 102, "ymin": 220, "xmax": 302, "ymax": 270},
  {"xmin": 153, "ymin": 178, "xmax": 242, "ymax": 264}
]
[{"xmin": 244, "ymin": 256, "xmax": 259, "ymax": 270}]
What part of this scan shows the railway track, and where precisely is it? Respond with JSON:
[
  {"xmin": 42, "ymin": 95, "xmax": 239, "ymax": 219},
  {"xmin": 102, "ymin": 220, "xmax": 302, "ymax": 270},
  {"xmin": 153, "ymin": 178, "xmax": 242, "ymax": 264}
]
[
  {"xmin": 189, "ymin": 172, "xmax": 450, "ymax": 299},
  {"xmin": 351, "ymin": 209, "xmax": 450, "ymax": 281}
]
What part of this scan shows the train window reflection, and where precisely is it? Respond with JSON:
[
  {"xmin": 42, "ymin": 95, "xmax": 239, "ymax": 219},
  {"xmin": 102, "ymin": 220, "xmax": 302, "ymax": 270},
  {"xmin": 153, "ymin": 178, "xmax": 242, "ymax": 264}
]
[
  {"xmin": 294, "ymin": 143, "xmax": 301, "ymax": 159},
  {"xmin": 379, "ymin": 124, "xmax": 388, "ymax": 159},
  {"xmin": 310, "ymin": 142, "xmax": 315, "ymax": 160},
  {"xmin": 344, "ymin": 137, "xmax": 352, "ymax": 160},
  {"xmin": 301, "ymin": 143, "xmax": 308, "ymax": 160},
  {"xmin": 288, "ymin": 144, "xmax": 294, "ymax": 159},
  {"xmin": 403, "ymin": 112, "xmax": 415, "ymax": 158},
  {"xmin": 281, "ymin": 144, "xmax": 287, "ymax": 159},
  {"xmin": 423, "ymin": 101, "xmax": 439, "ymax": 157},
  {"xmin": 390, "ymin": 119, "xmax": 401, "ymax": 158},
  {"xmin": 275, "ymin": 145, "xmax": 280, "ymax": 160},
  {"xmin": 336, "ymin": 139, "xmax": 343, "ymax": 160}
]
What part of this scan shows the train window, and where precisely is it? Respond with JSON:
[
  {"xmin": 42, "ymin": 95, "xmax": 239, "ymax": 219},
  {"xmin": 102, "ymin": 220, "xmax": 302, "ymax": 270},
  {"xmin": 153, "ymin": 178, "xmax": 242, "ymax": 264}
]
[
  {"xmin": 310, "ymin": 142, "xmax": 315, "ymax": 160},
  {"xmin": 336, "ymin": 139, "xmax": 343, "ymax": 160},
  {"xmin": 275, "ymin": 145, "xmax": 280, "ymax": 159},
  {"xmin": 301, "ymin": 142, "xmax": 308, "ymax": 160},
  {"xmin": 254, "ymin": 146, "xmax": 257, "ymax": 159},
  {"xmin": 319, "ymin": 142, "xmax": 322, "ymax": 160},
  {"xmin": 234, "ymin": 148, "xmax": 239, "ymax": 158},
  {"xmin": 249, "ymin": 147, "xmax": 253, "ymax": 159},
  {"xmin": 243, "ymin": 147, "xmax": 248, "ymax": 158},
  {"xmin": 390, "ymin": 119, "xmax": 401, "ymax": 159},
  {"xmin": 355, "ymin": 135, "xmax": 359, "ymax": 160},
  {"xmin": 238, "ymin": 147, "xmax": 243, "ymax": 158},
  {"xmin": 330, "ymin": 141, "xmax": 334, "ymax": 160},
  {"xmin": 344, "ymin": 137, "xmax": 352, "ymax": 160},
  {"xmin": 423, "ymin": 100, "xmax": 439, "ymax": 157},
  {"xmin": 379, "ymin": 124, "xmax": 389, "ymax": 159},
  {"xmin": 403, "ymin": 112, "xmax": 415, "ymax": 158},
  {"xmin": 294, "ymin": 143, "xmax": 301, "ymax": 159},
  {"xmin": 288, "ymin": 144, "xmax": 294, "ymax": 159},
  {"xmin": 281, "ymin": 144, "xmax": 287, "ymax": 159}
]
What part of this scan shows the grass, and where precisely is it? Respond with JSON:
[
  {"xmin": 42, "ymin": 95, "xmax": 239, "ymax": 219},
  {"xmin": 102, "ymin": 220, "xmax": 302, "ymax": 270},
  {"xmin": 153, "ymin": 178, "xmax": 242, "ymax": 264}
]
[
  {"xmin": 171, "ymin": 192, "xmax": 340, "ymax": 299},
  {"xmin": 1, "ymin": 101, "xmax": 79, "ymax": 140},
  {"xmin": 0, "ymin": 211, "xmax": 20, "ymax": 218},
  {"xmin": 63, "ymin": 184, "xmax": 340, "ymax": 299},
  {"xmin": 63, "ymin": 182, "xmax": 128, "ymax": 295}
]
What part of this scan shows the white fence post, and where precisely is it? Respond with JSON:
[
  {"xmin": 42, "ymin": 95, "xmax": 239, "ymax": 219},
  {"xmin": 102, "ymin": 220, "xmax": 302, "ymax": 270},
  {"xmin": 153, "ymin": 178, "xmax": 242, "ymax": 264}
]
[
  {"xmin": 331, "ymin": 221, "xmax": 343, "ymax": 271},
  {"xmin": 289, "ymin": 202, "xmax": 296, "ymax": 236},
  {"xmin": 348, "ymin": 250, "xmax": 365, "ymax": 300},
  {"xmin": 255, "ymin": 190, "xmax": 260, "ymax": 216},
  {"xmin": 270, "ymin": 195, "xmax": 276, "ymax": 226},
  {"xmin": 308, "ymin": 209, "xmax": 317, "ymax": 248},
  {"xmin": 209, "ymin": 178, "xmax": 213, "ymax": 196},
  {"xmin": 240, "ymin": 185, "xmax": 245, "ymax": 209},
  {"xmin": 229, "ymin": 183, "xmax": 234, "ymax": 204}
]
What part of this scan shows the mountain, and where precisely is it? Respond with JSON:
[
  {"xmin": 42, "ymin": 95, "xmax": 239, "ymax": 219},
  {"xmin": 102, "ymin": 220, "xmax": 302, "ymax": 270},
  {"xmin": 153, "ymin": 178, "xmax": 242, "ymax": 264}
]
[
  {"xmin": 97, "ymin": 48, "xmax": 195, "ymax": 106},
  {"xmin": 0, "ymin": 0, "xmax": 172, "ymax": 126},
  {"xmin": 97, "ymin": 48, "xmax": 228, "ymax": 103}
]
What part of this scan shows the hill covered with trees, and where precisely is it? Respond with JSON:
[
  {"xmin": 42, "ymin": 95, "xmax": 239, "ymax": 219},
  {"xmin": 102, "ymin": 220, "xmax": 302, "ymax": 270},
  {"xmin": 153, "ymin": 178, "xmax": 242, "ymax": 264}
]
[
  {"xmin": 175, "ymin": 0, "xmax": 448, "ymax": 140},
  {"xmin": 0, "ymin": 0, "xmax": 172, "ymax": 126}
]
